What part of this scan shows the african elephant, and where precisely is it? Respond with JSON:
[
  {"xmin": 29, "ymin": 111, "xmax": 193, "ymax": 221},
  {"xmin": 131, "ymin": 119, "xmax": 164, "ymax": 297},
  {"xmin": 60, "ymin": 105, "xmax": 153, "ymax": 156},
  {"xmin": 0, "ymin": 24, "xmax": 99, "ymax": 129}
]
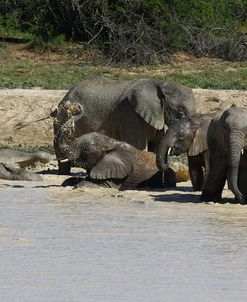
[
  {"xmin": 54, "ymin": 77, "xmax": 196, "ymax": 174},
  {"xmin": 201, "ymin": 105, "xmax": 247, "ymax": 204},
  {"xmin": 61, "ymin": 132, "xmax": 177, "ymax": 190},
  {"xmin": 0, "ymin": 149, "xmax": 54, "ymax": 168},
  {"xmin": 156, "ymin": 113, "xmax": 215, "ymax": 191},
  {"xmin": 0, "ymin": 163, "xmax": 42, "ymax": 181}
]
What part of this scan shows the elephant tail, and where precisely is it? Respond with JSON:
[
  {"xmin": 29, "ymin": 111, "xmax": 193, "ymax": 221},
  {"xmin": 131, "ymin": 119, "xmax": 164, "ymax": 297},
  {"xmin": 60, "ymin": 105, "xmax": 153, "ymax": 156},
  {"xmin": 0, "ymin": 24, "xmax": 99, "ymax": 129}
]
[{"xmin": 14, "ymin": 109, "xmax": 57, "ymax": 130}]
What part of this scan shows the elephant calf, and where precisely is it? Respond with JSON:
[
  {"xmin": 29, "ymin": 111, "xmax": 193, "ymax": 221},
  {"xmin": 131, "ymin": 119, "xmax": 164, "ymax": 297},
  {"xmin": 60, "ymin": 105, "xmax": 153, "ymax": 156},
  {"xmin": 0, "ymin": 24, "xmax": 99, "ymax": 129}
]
[
  {"xmin": 156, "ymin": 113, "xmax": 216, "ymax": 191},
  {"xmin": 0, "ymin": 149, "xmax": 53, "ymax": 181},
  {"xmin": 0, "ymin": 163, "xmax": 42, "ymax": 181},
  {"xmin": 201, "ymin": 105, "xmax": 247, "ymax": 204},
  {"xmin": 60, "ymin": 132, "xmax": 179, "ymax": 190},
  {"xmin": 0, "ymin": 149, "xmax": 53, "ymax": 168}
]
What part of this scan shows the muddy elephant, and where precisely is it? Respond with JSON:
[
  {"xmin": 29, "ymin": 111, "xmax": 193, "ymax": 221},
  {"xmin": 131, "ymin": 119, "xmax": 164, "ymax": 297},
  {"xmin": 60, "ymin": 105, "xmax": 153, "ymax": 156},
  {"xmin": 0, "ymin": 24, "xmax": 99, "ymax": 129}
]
[
  {"xmin": 156, "ymin": 113, "xmax": 215, "ymax": 191},
  {"xmin": 0, "ymin": 163, "xmax": 42, "ymax": 181},
  {"xmin": 201, "ymin": 105, "xmax": 247, "ymax": 204},
  {"xmin": 54, "ymin": 77, "xmax": 196, "ymax": 174},
  {"xmin": 0, "ymin": 149, "xmax": 54, "ymax": 168},
  {"xmin": 61, "ymin": 132, "xmax": 177, "ymax": 190}
]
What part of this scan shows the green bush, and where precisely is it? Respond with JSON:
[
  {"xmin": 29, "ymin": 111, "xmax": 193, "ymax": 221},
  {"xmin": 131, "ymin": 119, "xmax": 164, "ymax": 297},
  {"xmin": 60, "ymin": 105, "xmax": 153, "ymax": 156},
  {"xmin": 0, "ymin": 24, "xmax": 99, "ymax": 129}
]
[{"xmin": 0, "ymin": 0, "xmax": 246, "ymax": 63}]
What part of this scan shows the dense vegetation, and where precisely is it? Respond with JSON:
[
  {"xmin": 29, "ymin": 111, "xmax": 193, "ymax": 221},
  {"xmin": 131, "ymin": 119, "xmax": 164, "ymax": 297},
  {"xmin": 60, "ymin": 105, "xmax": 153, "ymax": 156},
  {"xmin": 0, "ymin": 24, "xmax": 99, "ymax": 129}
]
[{"xmin": 0, "ymin": 0, "xmax": 246, "ymax": 64}]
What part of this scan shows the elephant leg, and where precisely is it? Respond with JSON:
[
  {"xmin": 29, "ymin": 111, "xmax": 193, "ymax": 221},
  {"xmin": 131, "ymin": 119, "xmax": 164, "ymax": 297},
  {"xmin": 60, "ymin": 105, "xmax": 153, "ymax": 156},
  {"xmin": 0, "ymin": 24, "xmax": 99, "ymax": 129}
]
[
  {"xmin": 61, "ymin": 176, "xmax": 84, "ymax": 187},
  {"xmin": 238, "ymin": 154, "xmax": 247, "ymax": 202},
  {"xmin": 188, "ymin": 155, "xmax": 205, "ymax": 191},
  {"xmin": 75, "ymin": 178, "xmax": 121, "ymax": 190},
  {"xmin": 58, "ymin": 160, "xmax": 71, "ymax": 175},
  {"xmin": 0, "ymin": 163, "xmax": 13, "ymax": 180},
  {"xmin": 137, "ymin": 169, "xmax": 176, "ymax": 189},
  {"xmin": 200, "ymin": 158, "xmax": 227, "ymax": 202}
]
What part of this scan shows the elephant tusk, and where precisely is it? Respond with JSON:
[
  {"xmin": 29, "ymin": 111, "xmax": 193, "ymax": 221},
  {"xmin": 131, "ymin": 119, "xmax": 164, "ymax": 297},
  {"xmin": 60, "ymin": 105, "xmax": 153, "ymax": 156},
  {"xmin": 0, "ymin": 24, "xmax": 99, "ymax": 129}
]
[
  {"xmin": 241, "ymin": 149, "xmax": 244, "ymax": 155},
  {"xmin": 167, "ymin": 147, "xmax": 172, "ymax": 156},
  {"xmin": 60, "ymin": 158, "xmax": 69, "ymax": 163}
]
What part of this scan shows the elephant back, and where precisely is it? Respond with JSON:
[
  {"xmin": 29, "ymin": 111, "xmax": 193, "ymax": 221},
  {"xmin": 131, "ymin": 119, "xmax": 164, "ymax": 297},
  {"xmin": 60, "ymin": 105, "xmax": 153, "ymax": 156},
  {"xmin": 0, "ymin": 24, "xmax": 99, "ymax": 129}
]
[{"xmin": 57, "ymin": 78, "xmax": 131, "ymax": 133}]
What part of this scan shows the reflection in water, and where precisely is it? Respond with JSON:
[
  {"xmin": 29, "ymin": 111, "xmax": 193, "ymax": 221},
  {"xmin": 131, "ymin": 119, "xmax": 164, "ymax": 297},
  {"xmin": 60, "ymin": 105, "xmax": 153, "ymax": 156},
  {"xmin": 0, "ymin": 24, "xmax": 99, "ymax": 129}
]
[{"xmin": 1, "ymin": 189, "xmax": 247, "ymax": 302}]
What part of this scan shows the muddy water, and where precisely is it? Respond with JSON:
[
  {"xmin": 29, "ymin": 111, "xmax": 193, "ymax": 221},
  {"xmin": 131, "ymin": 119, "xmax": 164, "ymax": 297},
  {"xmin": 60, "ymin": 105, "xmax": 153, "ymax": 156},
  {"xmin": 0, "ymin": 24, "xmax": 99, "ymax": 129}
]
[{"xmin": 1, "ymin": 187, "xmax": 247, "ymax": 301}]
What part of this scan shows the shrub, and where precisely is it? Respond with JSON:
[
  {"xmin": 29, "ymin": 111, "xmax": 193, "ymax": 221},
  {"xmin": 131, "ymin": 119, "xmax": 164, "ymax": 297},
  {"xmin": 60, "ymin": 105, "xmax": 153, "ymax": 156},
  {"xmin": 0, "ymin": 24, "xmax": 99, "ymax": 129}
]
[{"xmin": 0, "ymin": 0, "xmax": 246, "ymax": 63}]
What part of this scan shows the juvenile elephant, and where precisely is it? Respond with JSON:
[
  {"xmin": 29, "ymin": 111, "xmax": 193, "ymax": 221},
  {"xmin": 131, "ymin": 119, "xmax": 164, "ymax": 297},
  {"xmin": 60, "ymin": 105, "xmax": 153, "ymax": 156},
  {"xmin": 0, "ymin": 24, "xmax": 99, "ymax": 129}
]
[
  {"xmin": 156, "ymin": 113, "xmax": 215, "ymax": 191},
  {"xmin": 0, "ymin": 163, "xmax": 42, "ymax": 181},
  {"xmin": 0, "ymin": 149, "xmax": 54, "ymax": 168},
  {"xmin": 54, "ymin": 77, "xmax": 196, "ymax": 174},
  {"xmin": 61, "ymin": 132, "xmax": 177, "ymax": 190},
  {"xmin": 201, "ymin": 105, "xmax": 247, "ymax": 204}
]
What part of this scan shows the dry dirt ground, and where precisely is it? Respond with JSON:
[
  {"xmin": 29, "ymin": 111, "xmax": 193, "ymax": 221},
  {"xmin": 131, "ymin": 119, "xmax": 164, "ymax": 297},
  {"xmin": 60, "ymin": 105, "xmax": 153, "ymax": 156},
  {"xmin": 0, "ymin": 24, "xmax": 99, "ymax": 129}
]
[{"xmin": 0, "ymin": 87, "xmax": 247, "ymax": 203}]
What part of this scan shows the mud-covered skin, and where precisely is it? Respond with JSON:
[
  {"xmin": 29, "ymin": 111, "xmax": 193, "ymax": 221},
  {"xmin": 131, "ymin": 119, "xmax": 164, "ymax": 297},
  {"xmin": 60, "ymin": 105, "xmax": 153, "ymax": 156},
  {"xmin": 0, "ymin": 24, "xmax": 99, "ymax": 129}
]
[
  {"xmin": 0, "ymin": 163, "xmax": 42, "ymax": 181},
  {"xmin": 62, "ymin": 132, "xmax": 178, "ymax": 190},
  {"xmin": 0, "ymin": 149, "xmax": 54, "ymax": 168},
  {"xmin": 156, "ymin": 113, "xmax": 215, "ymax": 191},
  {"xmin": 54, "ymin": 77, "xmax": 196, "ymax": 174}
]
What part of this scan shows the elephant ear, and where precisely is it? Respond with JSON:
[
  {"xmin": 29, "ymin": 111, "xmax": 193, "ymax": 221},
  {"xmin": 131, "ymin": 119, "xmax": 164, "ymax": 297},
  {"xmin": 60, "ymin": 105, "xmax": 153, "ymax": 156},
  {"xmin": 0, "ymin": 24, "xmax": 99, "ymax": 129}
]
[
  {"xmin": 127, "ymin": 81, "xmax": 164, "ymax": 130},
  {"xmin": 90, "ymin": 149, "xmax": 133, "ymax": 180},
  {"xmin": 188, "ymin": 121, "xmax": 208, "ymax": 156}
]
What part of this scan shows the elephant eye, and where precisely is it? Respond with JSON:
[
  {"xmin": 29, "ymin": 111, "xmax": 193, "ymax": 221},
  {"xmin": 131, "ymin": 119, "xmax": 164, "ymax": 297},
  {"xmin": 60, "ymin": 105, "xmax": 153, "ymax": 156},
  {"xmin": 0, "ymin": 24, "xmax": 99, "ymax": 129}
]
[{"xmin": 178, "ymin": 109, "xmax": 185, "ymax": 117}]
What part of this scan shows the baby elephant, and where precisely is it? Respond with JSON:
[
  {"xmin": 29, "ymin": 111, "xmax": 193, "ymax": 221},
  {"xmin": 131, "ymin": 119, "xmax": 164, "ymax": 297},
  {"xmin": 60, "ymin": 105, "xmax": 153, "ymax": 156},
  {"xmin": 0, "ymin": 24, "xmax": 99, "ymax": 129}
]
[
  {"xmin": 61, "ymin": 132, "xmax": 177, "ymax": 190},
  {"xmin": 0, "ymin": 163, "xmax": 42, "ymax": 181},
  {"xmin": 156, "ymin": 113, "xmax": 215, "ymax": 191},
  {"xmin": 0, "ymin": 149, "xmax": 53, "ymax": 181},
  {"xmin": 0, "ymin": 149, "xmax": 54, "ymax": 168}
]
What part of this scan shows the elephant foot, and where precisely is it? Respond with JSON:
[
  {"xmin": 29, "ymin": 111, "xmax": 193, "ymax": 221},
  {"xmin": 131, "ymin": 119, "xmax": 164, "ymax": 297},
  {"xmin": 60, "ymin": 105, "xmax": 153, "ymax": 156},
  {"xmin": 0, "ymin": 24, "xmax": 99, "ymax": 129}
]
[
  {"xmin": 192, "ymin": 185, "xmax": 203, "ymax": 192},
  {"xmin": 200, "ymin": 191, "xmax": 222, "ymax": 202},
  {"xmin": 234, "ymin": 195, "xmax": 247, "ymax": 205},
  {"xmin": 62, "ymin": 177, "xmax": 108, "ymax": 189}
]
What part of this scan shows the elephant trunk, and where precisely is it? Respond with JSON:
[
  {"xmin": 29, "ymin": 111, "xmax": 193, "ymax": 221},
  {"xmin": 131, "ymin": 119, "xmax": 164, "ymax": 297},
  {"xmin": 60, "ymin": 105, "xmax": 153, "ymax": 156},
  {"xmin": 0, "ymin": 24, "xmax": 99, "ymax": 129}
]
[
  {"xmin": 54, "ymin": 118, "xmax": 77, "ymax": 160},
  {"xmin": 156, "ymin": 135, "xmax": 174, "ymax": 171},
  {"xmin": 227, "ymin": 130, "xmax": 245, "ymax": 203}
]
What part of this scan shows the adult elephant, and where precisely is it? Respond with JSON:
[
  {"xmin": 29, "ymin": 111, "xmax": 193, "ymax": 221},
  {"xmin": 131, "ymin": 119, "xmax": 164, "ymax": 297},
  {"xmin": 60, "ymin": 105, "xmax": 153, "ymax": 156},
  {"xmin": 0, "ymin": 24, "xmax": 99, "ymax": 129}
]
[
  {"xmin": 60, "ymin": 132, "xmax": 178, "ymax": 190},
  {"xmin": 201, "ymin": 105, "xmax": 247, "ymax": 204},
  {"xmin": 156, "ymin": 113, "xmax": 215, "ymax": 191},
  {"xmin": 54, "ymin": 77, "xmax": 196, "ymax": 174}
]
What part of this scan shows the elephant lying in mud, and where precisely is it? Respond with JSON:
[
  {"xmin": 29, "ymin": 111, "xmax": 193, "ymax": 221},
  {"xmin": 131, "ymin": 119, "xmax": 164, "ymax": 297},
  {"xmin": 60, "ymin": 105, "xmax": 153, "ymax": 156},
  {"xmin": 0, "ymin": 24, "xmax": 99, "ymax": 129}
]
[
  {"xmin": 0, "ymin": 163, "xmax": 42, "ymax": 181},
  {"xmin": 53, "ymin": 77, "xmax": 196, "ymax": 174},
  {"xmin": 60, "ymin": 132, "xmax": 180, "ymax": 190},
  {"xmin": 201, "ymin": 105, "xmax": 247, "ymax": 204},
  {"xmin": 156, "ymin": 113, "xmax": 215, "ymax": 191},
  {"xmin": 0, "ymin": 149, "xmax": 53, "ymax": 181},
  {"xmin": 0, "ymin": 149, "xmax": 53, "ymax": 168}
]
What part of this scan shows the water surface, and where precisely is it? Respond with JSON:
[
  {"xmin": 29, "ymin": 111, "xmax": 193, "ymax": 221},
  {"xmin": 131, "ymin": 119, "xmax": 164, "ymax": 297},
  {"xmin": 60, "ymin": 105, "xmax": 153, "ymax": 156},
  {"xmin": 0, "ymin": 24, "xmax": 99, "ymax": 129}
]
[{"xmin": 1, "ymin": 187, "xmax": 247, "ymax": 302}]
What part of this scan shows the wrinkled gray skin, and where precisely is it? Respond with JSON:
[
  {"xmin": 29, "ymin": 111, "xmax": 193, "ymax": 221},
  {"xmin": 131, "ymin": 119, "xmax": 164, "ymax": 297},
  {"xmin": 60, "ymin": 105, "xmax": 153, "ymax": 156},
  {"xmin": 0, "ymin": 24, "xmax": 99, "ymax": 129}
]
[
  {"xmin": 0, "ymin": 149, "xmax": 54, "ymax": 168},
  {"xmin": 62, "ymin": 132, "xmax": 176, "ymax": 190},
  {"xmin": 0, "ymin": 163, "xmax": 42, "ymax": 181},
  {"xmin": 54, "ymin": 77, "xmax": 196, "ymax": 174},
  {"xmin": 201, "ymin": 105, "xmax": 247, "ymax": 204},
  {"xmin": 156, "ymin": 113, "xmax": 215, "ymax": 191}
]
